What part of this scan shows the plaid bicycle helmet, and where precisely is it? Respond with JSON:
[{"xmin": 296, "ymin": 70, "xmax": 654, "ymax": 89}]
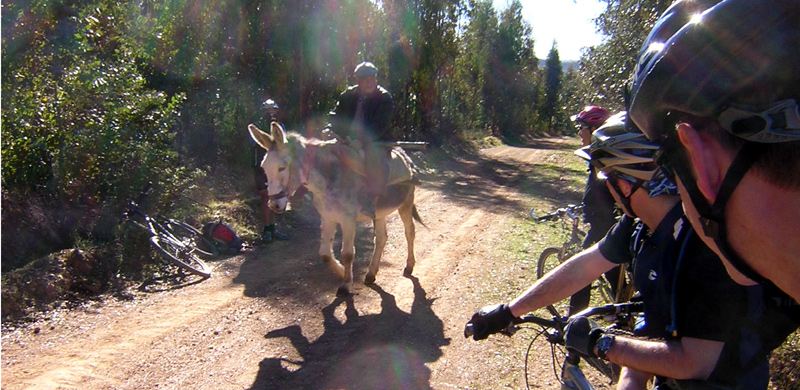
[
  {"xmin": 628, "ymin": 0, "xmax": 800, "ymax": 143},
  {"xmin": 571, "ymin": 106, "xmax": 611, "ymax": 128},
  {"xmin": 575, "ymin": 111, "xmax": 660, "ymax": 183}
]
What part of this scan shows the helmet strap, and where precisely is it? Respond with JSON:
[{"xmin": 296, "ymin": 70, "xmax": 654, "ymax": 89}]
[
  {"xmin": 672, "ymin": 143, "xmax": 768, "ymax": 283},
  {"xmin": 608, "ymin": 176, "xmax": 642, "ymax": 219}
]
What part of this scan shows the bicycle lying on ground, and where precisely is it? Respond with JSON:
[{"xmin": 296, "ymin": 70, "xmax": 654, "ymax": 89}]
[
  {"xmin": 122, "ymin": 183, "xmax": 215, "ymax": 278},
  {"xmin": 465, "ymin": 302, "xmax": 644, "ymax": 390},
  {"xmin": 531, "ymin": 204, "xmax": 633, "ymax": 318}
]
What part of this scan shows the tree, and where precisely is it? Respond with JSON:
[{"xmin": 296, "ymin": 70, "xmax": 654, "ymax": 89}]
[
  {"xmin": 541, "ymin": 43, "xmax": 562, "ymax": 130},
  {"xmin": 575, "ymin": 0, "xmax": 672, "ymax": 110},
  {"xmin": 492, "ymin": 0, "xmax": 539, "ymax": 139}
]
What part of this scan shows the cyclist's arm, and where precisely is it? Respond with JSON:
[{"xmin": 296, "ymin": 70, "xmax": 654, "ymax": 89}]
[
  {"xmin": 606, "ymin": 335, "xmax": 724, "ymax": 380},
  {"xmin": 508, "ymin": 244, "xmax": 616, "ymax": 317}
]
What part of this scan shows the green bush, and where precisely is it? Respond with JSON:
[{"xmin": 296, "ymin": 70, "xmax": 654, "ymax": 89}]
[{"xmin": 2, "ymin": 0, "xmax": 197, "ymax": 270}]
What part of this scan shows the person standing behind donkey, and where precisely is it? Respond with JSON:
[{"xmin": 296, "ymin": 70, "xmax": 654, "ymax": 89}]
[{"xmin": 253, "ymin": 98, "xmax": 290, "ymax": 244}]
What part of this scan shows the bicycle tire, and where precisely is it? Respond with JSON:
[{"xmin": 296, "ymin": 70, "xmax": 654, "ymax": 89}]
[
  {"xmin": 150, "ymin": 234, "xmax": 212, "ymax": 278},
  {"xmin": 536, "ymin": 247, "xmax": 569, "ymax": 318},
  {"xmin": 165, "ymin": 219, "xmax": 219, "ymax": 257}
]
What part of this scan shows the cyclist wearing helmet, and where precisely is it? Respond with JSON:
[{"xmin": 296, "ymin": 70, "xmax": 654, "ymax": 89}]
[
  {"xmin": 572, "ymin": 105, "xmax": 611, "ymax": 146},
  {"xmin": 627, "ymin": 0, "xmax": 800, "ymax": 303},
  {"xmin": 329, "ymin": 61, "xmax": 394, "ymax": 218},
  {"xmin": 467, "ymin": 113, "xmax": 790, "ymax": 388},
  {"xmin": 569, "ymin": 105, "xmax": 619, "ymax": 316}
]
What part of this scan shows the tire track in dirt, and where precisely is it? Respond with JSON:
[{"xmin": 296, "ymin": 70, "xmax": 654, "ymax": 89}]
[{"xmin": 2, "ymin": 281, "xmax": 246, "ymax": 389}]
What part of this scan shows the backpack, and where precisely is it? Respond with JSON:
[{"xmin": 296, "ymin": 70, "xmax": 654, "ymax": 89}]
[{"xmin": 201, "ymin": 220, "xmax": 242, "ymax": 254}]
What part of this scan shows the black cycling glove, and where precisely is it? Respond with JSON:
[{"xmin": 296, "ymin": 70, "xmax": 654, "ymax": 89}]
[
  {"xmin": 465, "ymin": 303, "xmax": 516, "ymax": 340},
  {"xmin": 564, "ymin": 316, "xmax": 604, "ymax": 357}
]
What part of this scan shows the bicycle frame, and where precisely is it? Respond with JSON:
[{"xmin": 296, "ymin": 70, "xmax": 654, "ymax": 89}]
[
  {"xmin": 124, "ymin": 205, "xmax": 185, "ymax": 252},
  {"xmin": 562, "ymin": 357, "xmax": 594, "ymax": 390},
  {"xmin": 119, "ymin": 183, "xmax": 213, "ymax": 278},
  {"xmin": 534, "ymin": 205, "xmax": 633, "ymax": 307},
  {"xmin": 532, "ymin": 204, "xmax": 586, "ymax": 253}
]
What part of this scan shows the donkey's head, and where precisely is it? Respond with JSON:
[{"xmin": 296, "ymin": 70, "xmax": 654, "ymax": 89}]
[{"xmin": 248, "ymin": 122, "xmax": 298, "ymax": 213}]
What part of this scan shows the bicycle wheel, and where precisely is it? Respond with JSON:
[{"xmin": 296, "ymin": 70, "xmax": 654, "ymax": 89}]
[
  {"xmin": 150, "ymin": 234, "xmax": 212, "ymax": 278},
  {"xmin": 537, "ymin": 247, "xmax": 569, "ymax": 318},
  {"xmin": 164, "ymin": 219, "xmax": 219, "ymax": 257}
]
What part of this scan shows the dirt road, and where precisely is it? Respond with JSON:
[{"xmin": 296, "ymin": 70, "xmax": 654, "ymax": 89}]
[{"xmin": 2, "ymin": 141, "xmax": 611, "ymax": 389}]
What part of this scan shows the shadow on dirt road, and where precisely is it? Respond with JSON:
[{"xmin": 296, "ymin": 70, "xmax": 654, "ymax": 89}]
[{"xmin": 251, "ymin": 276, "xmax": 449, "ymax": 389}]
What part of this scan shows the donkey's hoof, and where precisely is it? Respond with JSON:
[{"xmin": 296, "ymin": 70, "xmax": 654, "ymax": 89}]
[
  {"xmin": 364, "ymin": 273, "xmax": 376, "ymax": 285},
  {"xmin": 336, "ymin": 286, "xmax": 351, "ymax": 297},
  {"xmin": 403, "ymin": 267, "xmax": 413, "ymax": 277}
]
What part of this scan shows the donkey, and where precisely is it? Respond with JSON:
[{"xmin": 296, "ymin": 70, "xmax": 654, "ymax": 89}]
[{"xmin": 248, "ymin": 122, "xmax": 423, "ymax": 296}]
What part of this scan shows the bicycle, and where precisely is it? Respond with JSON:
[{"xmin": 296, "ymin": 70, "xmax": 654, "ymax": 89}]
[
  {"xmin": 121, "ymin": 183, "xmax": 215, "ymax": 278},
  {"xmin": 465, "ymin": 302, "xmax": 644, "ymax": 390},
  {"xmin": 530, "ymin": 204, "xmax": 633, "ymax": 318}
]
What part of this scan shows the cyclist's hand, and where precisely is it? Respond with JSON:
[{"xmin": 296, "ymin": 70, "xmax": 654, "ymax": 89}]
[
  {"xmin": 464, "ymin": 304, "xmax": 515, "ymax": 341},
  {"xmin": 564, "ymin": 316, "xmax": 604, "ymax": 357}
]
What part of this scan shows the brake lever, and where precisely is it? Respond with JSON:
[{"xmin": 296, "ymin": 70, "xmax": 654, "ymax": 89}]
[{"xmin": 500, "ymin": 323, "xmax": 519, "ymax": 337}]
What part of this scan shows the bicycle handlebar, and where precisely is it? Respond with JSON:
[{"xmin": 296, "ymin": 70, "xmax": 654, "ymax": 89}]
[
  {"xmin": 529, "ymin": 203, "xmax": 583, "ymax": 223},
  {"xmin": 122, "ymin": 182, "xmax": 154, "ymax": 220},
  {"xmin": 464, "ymin": 301, "xmax": 643, "ymax": 339},
  {"xmin": 516, "ymin": 301, "xmax": 643, "ymax": 328}
]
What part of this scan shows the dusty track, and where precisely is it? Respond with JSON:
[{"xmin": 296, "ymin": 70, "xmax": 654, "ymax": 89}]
[{"xmin": 2, "ymin": 140, "xmax": 611, "ymax": 389}]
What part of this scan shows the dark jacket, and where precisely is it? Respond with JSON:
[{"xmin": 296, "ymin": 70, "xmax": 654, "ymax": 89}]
[
  {"xmin": 331, "ymin": 85, "xmax": 394, "ymax": 142},
  {"xmin": 582, "ymin": 164, "xmax": 617, "ymax": 245}
]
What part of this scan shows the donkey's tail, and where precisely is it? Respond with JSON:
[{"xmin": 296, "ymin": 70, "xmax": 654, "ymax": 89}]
[{"xmin": 412, "ymin": 205, "xmax": 427, "ymax": 228}]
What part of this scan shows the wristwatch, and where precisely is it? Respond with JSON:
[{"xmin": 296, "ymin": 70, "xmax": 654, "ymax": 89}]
[{"xmin": 594, "ymin": 334, "xmax": 616, "ymax": 360}]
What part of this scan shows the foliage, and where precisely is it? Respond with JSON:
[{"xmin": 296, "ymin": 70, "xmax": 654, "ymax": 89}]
[
  {"xmin": 2, "ymin": 0, "xmax": 197, "ymax": 268},
  {"xmin": 492, "ymin": 1, "xmax": 541, "ymax": 140},
  {"xmin": 3, "ymin": 0, "xmax": 193, "ymax": 199},
  {"xmin": 771, "ymin": 329, "xmax": 800, "ymax": 389},
  {"xmin": 440, "ymin": 0, "xmax": 544, "ymax": 143},
  {"xmin": 569, "ymin": 0, "xmax": 671, "ymax": 112},
  {"xmin": 541, "ymin": 43, "xmax": 563, "ymax": 131}
]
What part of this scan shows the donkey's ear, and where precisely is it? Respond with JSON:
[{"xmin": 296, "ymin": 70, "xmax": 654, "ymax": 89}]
[
  {"xmin": 270, "ymin": 121, "xmax": 287, "ymax": 147},
  {"xmin": 248, "ymin": 124, "xmax": 274, "ymax": 150}
]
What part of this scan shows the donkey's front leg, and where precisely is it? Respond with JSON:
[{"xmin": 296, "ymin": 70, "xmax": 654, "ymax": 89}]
[
  {"xmin": 365, "ymin": 217, "xmax": 388, "ymax": 285},
  {"xmin": 319, "ymin": 220, "xmax": 344, "ymax": 279},
  {"xmin": 337, "ymin": 220, "xmax": 357, "ymax": 297}
]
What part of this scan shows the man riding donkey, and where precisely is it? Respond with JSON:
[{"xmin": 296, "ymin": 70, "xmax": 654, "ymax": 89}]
[
  {"xmin": 327, "ymin": 61, "xmax": 396, "ymax": 218},
  {"xmin": 247, "ymin": 61, "xmax": 422, "ymax": 296}
]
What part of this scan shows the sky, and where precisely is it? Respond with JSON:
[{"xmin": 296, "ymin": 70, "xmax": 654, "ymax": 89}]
[{"xmin": 493, "ymin": 0, "xmax": 606, "ymax": 61}]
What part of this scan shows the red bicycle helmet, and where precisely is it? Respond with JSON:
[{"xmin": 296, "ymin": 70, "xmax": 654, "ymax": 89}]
[{"xmin": 571, "ymin": 106, "xmax": 611, "ymax": 128}]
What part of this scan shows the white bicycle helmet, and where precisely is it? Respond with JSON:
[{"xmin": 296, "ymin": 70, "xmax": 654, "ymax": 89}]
[{"xmin": 575, "ymin": 111, "xmax": 660, "ymax": 183}]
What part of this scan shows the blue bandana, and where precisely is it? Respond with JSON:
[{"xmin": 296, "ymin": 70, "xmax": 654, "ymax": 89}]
[{"xmin": 647, "ymin": 167, "xmax": 679, "ymax": 197}]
